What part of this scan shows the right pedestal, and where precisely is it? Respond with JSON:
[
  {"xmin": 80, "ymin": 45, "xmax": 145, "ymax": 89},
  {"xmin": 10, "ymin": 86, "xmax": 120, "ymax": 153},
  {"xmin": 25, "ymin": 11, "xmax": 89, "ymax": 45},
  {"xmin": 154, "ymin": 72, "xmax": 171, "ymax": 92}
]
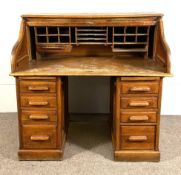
[{"xmin": 112, "ymin": 77, "xmax": 162, "ymax": 162}]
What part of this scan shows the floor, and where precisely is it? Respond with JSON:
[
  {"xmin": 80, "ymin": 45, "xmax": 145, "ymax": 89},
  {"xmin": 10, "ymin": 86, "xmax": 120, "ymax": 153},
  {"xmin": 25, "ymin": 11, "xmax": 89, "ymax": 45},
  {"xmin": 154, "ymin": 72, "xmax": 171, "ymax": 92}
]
[{"xmin": 0, "ymin": 113, "xmax": 181, "ymax": 175}]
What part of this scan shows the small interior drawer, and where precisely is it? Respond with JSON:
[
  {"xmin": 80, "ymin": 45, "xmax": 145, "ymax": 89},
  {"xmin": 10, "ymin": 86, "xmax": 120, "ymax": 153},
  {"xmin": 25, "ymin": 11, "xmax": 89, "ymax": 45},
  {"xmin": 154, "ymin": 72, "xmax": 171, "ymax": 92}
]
[
  {"xmin": 120, "ymin": 126, "xmax": 155, "ymax": 150},
  {"xmin": 36, "ymin": 44, "xmax": 72, "ymax": 53},
  {"xmin": 22, "ymin": 125, "xmax": 57, "ymax": 149},
  {"xmin": 21, "ymin": 95, "xmax": 57, "ymax": 108},
  {"xmin": 120, "ymin": 111, "xmax": 157, "ymax": 123},
  {"xmin": 121, "ymin": 81, "xmax": 159, "ymax": 94},
  {"xmin": 20, "ymin": 80, "xmax": 56, "ymax": 93},
  {"xmin": 121, "ymin": 97, "xmax": 158, "ymax": 109},
  {"xmin": 21, "ymin": 110, "xmax": 57, "ymax": 123}
]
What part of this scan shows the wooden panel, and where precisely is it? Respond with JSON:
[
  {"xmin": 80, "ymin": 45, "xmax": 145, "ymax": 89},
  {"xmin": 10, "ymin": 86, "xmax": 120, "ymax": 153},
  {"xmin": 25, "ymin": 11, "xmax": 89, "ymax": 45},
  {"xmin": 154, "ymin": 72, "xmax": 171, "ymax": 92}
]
[
  {"xmin": 16, "ymin": 78, "xmax": 23, "ymax": 149},
  {"xmin": 11, "ymin": 20, "xmax": 29, "ymax": 73},
  {"xmin": 120, "ymin": 77, "xmax": 160, "ymax": 81},
  {"xmin": 121, "ymin": 81, "xmax": 159, "ymax": 94},
  {"xmin": 121, "ymin": 97, "xmax": 158, "ymax": 109},
  {"xmin": 57, "ymin": 77, "xmax": 63, "ymax": 148},
  {"xmin": 21, "ymin": 110, "xmax": 57, "ymax": 123},
  {"xmin": 22, "ymin": 125, "xmax": 57, "ymax": 149},
  {"xmin": 19, "ymin": 77, "xmax": 56, "ymax": 80},
  {"xmin": 114, "ymin": 150, "xmax": 160, "ymax": 161},
  {"xmin": 120, "ymin": 111, "xmax": 157, "ymax": 123},
  {"xmin": 155, "ymin": 20, "xmax": 171, "ymax": 73},
  {"xmin": 120, "ymin": 126, "xmax": 155, "ymax": 150},
  {"xmin": 26, "ymin": 18, "xmax": 158, "ymax": 27},
  {"xmin": 155, "ymin": 78, "xmax": 162, "ymax": 150},
  {"xmin": 20, "ymin": 80, "xmax": 56, "ymax": 93},
  {"xmin": 18, "ymin": 149, "xmax": 63, "ymax": 160},
  {"xmin": 20, "ymin": 95, "xmax": 56, "ymax": 108}
]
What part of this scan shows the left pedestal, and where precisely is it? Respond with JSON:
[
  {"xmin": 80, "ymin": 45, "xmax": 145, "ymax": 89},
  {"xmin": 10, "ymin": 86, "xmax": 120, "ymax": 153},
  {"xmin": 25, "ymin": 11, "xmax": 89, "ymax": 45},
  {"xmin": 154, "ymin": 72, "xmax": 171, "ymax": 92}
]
[{"xmin": 16, "ymin": 76, "xmax": 67, "ymax": 160}]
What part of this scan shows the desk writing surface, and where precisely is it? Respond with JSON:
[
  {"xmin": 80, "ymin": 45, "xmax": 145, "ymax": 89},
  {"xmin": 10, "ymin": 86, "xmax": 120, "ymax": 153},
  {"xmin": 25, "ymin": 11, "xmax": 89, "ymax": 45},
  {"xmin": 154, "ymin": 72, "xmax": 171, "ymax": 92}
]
[{"xmin": 11, "ymin": 56, "xmax": 171, "ymax": 77}]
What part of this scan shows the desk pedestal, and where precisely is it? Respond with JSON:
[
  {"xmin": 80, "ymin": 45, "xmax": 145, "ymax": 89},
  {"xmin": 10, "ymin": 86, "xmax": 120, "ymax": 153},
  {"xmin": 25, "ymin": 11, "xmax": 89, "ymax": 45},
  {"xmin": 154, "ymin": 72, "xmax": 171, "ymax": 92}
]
[{"xmin": 16, "ymin": 76, "xmax": 162, "ymax": 161}]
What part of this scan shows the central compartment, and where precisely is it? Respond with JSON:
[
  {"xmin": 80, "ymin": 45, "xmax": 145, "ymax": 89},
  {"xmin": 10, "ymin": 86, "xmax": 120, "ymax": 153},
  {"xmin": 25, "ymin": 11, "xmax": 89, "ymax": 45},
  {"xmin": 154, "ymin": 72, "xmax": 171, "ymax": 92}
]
[{"xmin": 68, "ymin": 76, "xmax": 111, "ymax": 122}]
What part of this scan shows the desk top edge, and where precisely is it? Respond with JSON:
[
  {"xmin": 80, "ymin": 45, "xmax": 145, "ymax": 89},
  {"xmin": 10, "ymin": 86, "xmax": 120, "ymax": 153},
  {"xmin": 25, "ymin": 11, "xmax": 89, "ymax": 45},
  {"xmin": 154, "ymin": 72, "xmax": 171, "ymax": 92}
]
[
  {"xmin": 21, "ymin": 13, "xmax": 163, "ymax": 19},
  {"xmin": 10, "ymin": 72, "xmax": 172, "ymax": 77}
]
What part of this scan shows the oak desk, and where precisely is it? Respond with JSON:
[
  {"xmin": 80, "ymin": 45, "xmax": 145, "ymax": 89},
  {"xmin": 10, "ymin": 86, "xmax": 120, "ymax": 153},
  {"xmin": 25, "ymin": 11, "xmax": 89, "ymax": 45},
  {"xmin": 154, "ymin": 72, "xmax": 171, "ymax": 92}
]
[{"xmin": 10, "ymin": 13, "xmax": 171, "ymax": 161}]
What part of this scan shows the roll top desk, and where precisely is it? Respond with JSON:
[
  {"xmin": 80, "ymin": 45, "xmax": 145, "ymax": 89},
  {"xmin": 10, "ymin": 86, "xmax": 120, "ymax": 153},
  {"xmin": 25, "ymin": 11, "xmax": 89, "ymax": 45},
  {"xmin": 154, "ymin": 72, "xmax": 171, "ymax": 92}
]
[{"xmin": 10, "ymin": 13, "xmax": 171, "ymax": 161}]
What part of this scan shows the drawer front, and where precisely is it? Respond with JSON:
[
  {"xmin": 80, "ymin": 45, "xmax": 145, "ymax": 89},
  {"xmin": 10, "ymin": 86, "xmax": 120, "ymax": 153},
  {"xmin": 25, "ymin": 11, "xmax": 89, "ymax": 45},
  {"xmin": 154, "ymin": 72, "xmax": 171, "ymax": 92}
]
[
  {"xmin": 22, "ymin": 125, "xmax": 57, "ymax": 149},
  {"xmin": 21, "ymin": 95, "xmax": 56, "ymax": 108},
  {"xmin": 120, "ymin": 111, "xmax": 157, "ymax": 123},
  {"xmin": 121, "ymin": 97, "xmax": 158, "ymax": 109},
  {"xmin": 20, "ymin": 80, "xmax": 56, "ymax": 93},
  {"xmin": 36, "ymin": 44, "xmax": 72, "ymax": 53},
  {"xmin": 121, "ymin": 81, "xmax": 159, "ymax": 94},
  {"xmin": 120, "ymin": 126, "xmax": 155, "ymax": 150},
  {"xmin": 21, "ymin": 110, "xmax": 57, "ymax": 123}
]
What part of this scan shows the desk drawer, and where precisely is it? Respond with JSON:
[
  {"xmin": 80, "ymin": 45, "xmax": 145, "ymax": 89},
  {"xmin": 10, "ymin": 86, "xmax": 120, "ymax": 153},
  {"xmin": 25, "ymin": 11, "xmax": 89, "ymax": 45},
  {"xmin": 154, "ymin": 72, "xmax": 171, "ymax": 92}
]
[
  {"xmin": 22, "ymin": 125, "xmax": 57, "ymax": 149},
  {"xmin": 121, "ymin": 81, "xmax": 159, "ymax": 94},
  {"xmin": 21, "ymin": 95, "xmax": 56, "ymax": 108},
  {"xmin": 36, "ymin": 44, "xmax": 72, "ymax": 53},
  {"xmin": 121, "ymin": 97, "xmax": 158, "ymax": 109},
  {"xmin": 120, "ymin": 126, "xmax": 155, "ymax": 150},
  {"xmin": 20, "ymin": 80, "xmax": 56, "ymax": 93},
  {"xmin": 21, "ymin": 110, "xmax": 57, "ymax": 123},
  {"xmin": 120, "ymin": 111, "xmax": 157, "ymax": 123}
]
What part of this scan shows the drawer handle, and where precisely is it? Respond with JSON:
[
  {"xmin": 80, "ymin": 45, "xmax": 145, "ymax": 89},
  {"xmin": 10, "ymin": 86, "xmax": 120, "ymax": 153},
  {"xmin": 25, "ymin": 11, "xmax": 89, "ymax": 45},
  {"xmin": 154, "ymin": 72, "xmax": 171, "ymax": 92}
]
[
  {"xmin": 29, "ymin": 114, "xmax": 49, "ymax": 120},
  {"xmin": 129, "ymin": 115, "xmax": 149, "ymax": 121},
  {"xmin": 28, "ymin": 86, "xmax": 49, "ymax": 91},
  {"xmin": 45, "ymin": 46, "xmax": 65, "ymax": 49},
  {"xmin": 30, "ymin": 135, "xmax": 49, "ymax": 141},
  {"xmin": 129, "ymin": 101, "xmax": 149, "ymax": 107},
  {"xmin": 86, "ymin": 21, "xmax": 95, "ymax": 25},
  {"xmin": 29, "ymin": 101, "xmax": 48, "ymax": 106},
  {"xmin": 130, "ymin": 86, "xmax": 151, "ymax": 92},
  {"xmin": 128, "ymin": 136, "xmax": 147, "ymax": 142}
]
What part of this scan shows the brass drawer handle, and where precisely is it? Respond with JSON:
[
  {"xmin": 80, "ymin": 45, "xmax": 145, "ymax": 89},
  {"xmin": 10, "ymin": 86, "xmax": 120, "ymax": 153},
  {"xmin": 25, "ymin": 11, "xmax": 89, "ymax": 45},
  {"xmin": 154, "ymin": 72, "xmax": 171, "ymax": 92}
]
[
  {"xmin": 28, "ymin": 101, "xmax": 48, "ymax": 106},
  {"xmin": 129, "ymin": 101, "xmax": 149, "ymax": 107},
  {"xmin": 29, "ymin": 114, "xmax": 49, "ymax": 120},
  {"xmin": 28, "ymin": 86, "xmax": 49, "ymax": 91},
  {"xmin": 30, "ymin": 135, "xmax": 49, "ymax": 141},
  {"xmin": 130, "ymin": 86, "xmax": 151, "ymax": 92},
  {"xmin": 128, "ymin": 136, "xmax": 147, "ymax": 142},
  {"xmin": 129, "ymin": 115, "xmax": 149, "ymax": 121}
]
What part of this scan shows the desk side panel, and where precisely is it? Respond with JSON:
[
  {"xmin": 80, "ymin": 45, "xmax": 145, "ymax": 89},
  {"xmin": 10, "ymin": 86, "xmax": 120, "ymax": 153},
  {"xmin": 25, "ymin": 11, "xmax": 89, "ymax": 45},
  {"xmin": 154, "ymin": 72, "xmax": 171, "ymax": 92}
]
[{"xmin": 11, "ymin": 20, "xmax": 29, "ymax": 73}]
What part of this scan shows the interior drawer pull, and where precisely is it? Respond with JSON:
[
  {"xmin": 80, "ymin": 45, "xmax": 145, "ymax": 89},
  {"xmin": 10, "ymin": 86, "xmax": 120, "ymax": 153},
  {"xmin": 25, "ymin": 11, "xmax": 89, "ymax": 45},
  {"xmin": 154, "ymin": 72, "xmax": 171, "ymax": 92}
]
[
  {"xmin": 128, "ymin": 136, "xmax": 147, "ymax": 142},
  {"xmin": 28, "ymin": 86, "xmax": 49, "ymax": 91},
  {"xmin": 30, "ymin": 135, "xmax": 49, "ymax": 141},
  {"xmin": 130, "ymin": 86, "xmax": 151, "ymax": 92},
  {"xmin": 129, "ymin": 101, "xmax": 149, "ymax": 107},
  {"xmin": 47, "ymin": 46, "xmax": 64, "ymax": 49},
  {"xmin": 29, "ymin": 101, "xmax": 48, "ymax": 106},
  {"xmin": 129, "ymin": 115, "xmax": 149, "ymax": 121},
  {"xmin": 29, "ymin": 114, "xmax": 49, "ymax": 120},
  {"xmin": 86, "ymin": 21, "xmax": 95, "ymax": 24}
]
